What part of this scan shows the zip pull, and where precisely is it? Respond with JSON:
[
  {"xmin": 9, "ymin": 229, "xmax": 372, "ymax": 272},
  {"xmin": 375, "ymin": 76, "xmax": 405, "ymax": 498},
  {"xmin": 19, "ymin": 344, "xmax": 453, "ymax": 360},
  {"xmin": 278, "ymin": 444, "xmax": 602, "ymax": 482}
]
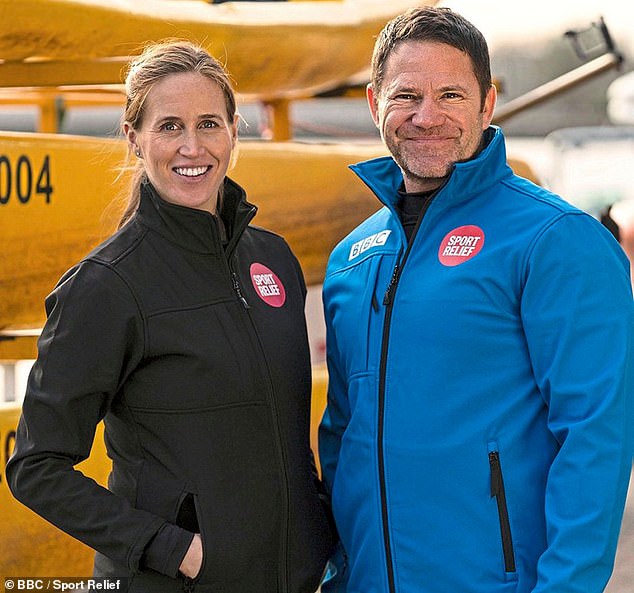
[
  {"xmin": 231, "ymin": 271, "xmax": 250, "ymax": 309},
  {"xmin": 371, "ymin": 292, "xmax": 379, "ymax": 313},
  {"xmin": 488, "ymin": 451, "xmax": 502, "ymax": 497},
  {"xmin": 383, "ymin": 263, "xmax": 400, "ymax": 306},
  {"xmin": 182, "ymin": 576, "xmax": 195, "ymax": 593}
]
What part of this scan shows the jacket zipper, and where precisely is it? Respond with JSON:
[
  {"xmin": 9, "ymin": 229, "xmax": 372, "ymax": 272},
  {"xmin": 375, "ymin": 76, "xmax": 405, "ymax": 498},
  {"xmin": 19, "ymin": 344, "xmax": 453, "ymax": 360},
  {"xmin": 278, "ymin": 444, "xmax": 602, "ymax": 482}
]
[
  {"xmin": 383, "ymin": 261, "xmax": 401, "ymax": 306},
  {"xmin": 376, "ymin": 194, "xmax": 436, "ymax": 591},
  {"xmin": 216, "ymin": 203, "xmax": 290, "ymax": 590},
  {"xmin": 231, "ymin": 270, "xmax": 250, "ymax": 309},
  {"xmin": 377, "ymin": 194, "xmax": 435, "ymax": 592},
  {"xmin": 488, "ymin": 450, "xmax": 516, "ymax": 573},
  {"xmin": 224, "ymin": 202, "xmax": 256, "ymax": 310},
  {"xmin": 376, "ymin": 245, "xmax": 407, "ymax": 593},
  {"xmin": 227, "ymin": 251, "xmax": 290, "ymax": 592},
  {"xmin": 377, "ymin": 288, "xmax": 397, "ymax": 593}
]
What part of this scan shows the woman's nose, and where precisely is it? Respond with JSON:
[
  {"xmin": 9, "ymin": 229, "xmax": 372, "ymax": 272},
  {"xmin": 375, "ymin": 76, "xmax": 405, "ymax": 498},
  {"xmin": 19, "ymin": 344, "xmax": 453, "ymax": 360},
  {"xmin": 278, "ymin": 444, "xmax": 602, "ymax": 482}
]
[{"xmin": 178, "ymin": 130, "xmax": 204, "ymax": 156}]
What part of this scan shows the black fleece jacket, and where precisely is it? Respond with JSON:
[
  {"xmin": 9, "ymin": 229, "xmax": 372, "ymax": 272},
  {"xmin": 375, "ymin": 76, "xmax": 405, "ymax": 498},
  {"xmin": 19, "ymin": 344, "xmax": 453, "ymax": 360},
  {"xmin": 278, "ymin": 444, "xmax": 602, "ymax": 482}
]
[{"xmin": 7, "ymin": 178, "xmax": 333, "ymax": 593}]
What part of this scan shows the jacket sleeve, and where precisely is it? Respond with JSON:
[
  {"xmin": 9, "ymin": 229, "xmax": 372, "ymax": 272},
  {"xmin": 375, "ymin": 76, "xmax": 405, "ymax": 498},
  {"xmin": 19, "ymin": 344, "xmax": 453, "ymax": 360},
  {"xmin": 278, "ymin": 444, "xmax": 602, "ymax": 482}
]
[
  {"xmin": 6, "ymin": 260, "xmax": 192, "ymax": 576},
  {"xmin": 318, "ymin": 283, "xmax": 351, "ymax": 591},
  {"xmin": 521, "ymin": 212, "xmax": 633, "ymax": 593},
  {"xmin": 318, "ymin": 316, "xmax": 350, "ymax": 497}
]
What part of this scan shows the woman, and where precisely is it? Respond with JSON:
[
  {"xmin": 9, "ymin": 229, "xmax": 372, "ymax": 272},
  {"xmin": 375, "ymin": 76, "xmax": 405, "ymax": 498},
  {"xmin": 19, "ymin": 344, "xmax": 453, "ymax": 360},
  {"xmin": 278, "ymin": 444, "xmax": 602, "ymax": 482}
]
[{"xmin": 7, "ymin": 41, "xmax": 333, "ymax": 592}]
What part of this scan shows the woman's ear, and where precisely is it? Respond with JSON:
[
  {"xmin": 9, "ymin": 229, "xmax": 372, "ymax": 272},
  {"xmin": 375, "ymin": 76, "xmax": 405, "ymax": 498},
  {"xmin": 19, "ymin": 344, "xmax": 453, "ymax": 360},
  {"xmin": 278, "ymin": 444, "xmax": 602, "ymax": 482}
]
[
  {"xmin": 123, "ymin": 122, "xmax": 140, "ymax": 156},
  {"xmin": 231, "ymin": 114, "xmax": 239, "ymax": 148}
]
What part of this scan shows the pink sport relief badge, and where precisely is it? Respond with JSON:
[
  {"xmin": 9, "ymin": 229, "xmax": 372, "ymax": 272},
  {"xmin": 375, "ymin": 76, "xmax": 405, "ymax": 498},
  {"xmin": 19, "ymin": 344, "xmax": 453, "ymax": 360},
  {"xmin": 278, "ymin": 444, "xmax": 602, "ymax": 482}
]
[
  {"xmin": 438, "ymin": 225, "xmax": 485, "ymax": 267},
  {"xmin": 249, "ymin": 263, "xmax": 286, "ymax": 307}
]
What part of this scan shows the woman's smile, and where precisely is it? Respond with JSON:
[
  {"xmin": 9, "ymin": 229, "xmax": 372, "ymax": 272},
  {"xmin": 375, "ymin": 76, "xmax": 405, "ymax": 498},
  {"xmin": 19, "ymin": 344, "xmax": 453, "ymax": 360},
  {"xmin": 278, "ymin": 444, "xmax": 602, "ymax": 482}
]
[{"xmin": 125, "ymin": 71, "xmax": 237, "ymax": 214}]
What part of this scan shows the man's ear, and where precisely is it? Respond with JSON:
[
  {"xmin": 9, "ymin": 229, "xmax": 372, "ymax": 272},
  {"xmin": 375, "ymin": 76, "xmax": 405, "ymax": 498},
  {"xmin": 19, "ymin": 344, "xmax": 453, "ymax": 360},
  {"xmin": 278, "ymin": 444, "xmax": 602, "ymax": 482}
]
[
  {"xmin": 482, "ymin": 83, "xmax": 497, "ymax": 129},
  {"xmin": 367, "ymin": 83, "xmax": 380, "ymax": 128}
]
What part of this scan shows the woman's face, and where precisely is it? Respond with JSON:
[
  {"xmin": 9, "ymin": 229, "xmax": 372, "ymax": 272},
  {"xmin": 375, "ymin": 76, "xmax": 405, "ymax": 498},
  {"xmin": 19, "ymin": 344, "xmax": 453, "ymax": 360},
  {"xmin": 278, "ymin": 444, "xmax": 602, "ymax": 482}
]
[{"xmin": 125, "ymin": 71, "xmax": 237, "ymax": 214}]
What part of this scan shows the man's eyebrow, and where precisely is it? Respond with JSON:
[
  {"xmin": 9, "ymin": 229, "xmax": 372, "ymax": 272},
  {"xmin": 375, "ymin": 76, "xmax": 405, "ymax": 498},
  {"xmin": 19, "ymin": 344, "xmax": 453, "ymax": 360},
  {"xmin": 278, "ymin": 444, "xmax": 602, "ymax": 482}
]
[
  {"xmin": 383, "ymin": 83, "xmax": 419, "ymax": 95},
  {"xmin": 437, "ymin": 84, "xmax": 469, "ymax": 94},
  {"xmin": 384, "ymin": 83, "xmax": 470, "ymax": 95}
]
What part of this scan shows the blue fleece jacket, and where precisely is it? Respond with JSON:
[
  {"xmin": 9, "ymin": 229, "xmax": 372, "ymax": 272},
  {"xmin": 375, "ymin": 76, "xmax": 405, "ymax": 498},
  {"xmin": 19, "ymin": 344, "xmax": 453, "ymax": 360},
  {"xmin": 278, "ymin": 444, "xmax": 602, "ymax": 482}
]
[{"xmin": 319, "ymin": 127, "xmax": 633, "ymax": 593}]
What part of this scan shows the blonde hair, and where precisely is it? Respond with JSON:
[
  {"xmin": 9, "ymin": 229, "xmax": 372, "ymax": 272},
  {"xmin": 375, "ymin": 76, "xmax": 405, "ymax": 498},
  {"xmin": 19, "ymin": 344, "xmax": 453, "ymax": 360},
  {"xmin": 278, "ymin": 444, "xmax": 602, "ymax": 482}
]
[{"xmin": 118, "ymin": 40, "xmax": 237, "ymax": 228}]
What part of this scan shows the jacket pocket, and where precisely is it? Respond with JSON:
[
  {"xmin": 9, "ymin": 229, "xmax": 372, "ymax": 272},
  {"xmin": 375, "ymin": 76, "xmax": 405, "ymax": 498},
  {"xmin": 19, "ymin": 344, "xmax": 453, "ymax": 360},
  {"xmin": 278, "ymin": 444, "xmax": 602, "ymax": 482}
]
[
  {"xmin": 365, "ymin": 255, "xmax": 389, "ymax": 370},
  {"xmin": 181, "ymin": 494, "xmax": 209, "ymax": 591},
  {"xmin": 176, "ymin": 493, "xmax": 199, "ymax": 533},
  {"xmin": 488, "ymin": 444, "xmax": 516, "ymax": 573}
]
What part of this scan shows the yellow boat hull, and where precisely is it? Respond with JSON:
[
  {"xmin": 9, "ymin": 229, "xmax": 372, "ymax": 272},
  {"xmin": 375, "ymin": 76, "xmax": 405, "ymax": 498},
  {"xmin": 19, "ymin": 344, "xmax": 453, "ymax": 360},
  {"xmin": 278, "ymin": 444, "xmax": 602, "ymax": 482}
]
[
  {"xmin": 0, "ymin": 0, "xmax": 434, "ymax": 96},
  {"xmin": 0, "ymin": 132, "xmax": 386, "ymax": 340},
  {"xmin": 0, "ymin": 406, "xmax": 109, "ymax": 576}
]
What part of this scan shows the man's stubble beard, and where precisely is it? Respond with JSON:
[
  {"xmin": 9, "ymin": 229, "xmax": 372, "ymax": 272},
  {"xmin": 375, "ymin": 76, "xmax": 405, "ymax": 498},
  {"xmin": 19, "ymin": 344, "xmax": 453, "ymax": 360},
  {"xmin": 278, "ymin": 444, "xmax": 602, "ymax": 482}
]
[{"xmin": 386, "ymin": 136, "xmax": 455, "ymax": 190}]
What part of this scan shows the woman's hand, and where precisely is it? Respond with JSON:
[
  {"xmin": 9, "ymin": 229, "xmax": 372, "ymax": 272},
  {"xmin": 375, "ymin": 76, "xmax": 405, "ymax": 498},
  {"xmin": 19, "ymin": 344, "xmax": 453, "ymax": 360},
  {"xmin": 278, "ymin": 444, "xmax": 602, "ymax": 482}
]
[{"xmin": 179, "ymin": 533, "xmax": 203, "ymax": 579}]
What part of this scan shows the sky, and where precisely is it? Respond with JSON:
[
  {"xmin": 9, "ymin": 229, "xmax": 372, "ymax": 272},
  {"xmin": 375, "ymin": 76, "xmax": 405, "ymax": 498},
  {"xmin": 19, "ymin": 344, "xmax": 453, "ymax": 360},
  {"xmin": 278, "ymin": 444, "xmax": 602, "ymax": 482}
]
[{"xmin": 438, "ymin": 1, "xmax": 634, "ymax": 51}]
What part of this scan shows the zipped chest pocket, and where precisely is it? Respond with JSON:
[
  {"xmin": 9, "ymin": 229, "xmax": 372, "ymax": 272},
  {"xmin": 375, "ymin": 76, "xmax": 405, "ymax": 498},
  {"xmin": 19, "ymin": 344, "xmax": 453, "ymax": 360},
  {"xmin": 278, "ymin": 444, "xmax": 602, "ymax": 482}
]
[
  {"xmin": 488, "ymin": 445, "xmax": 517, "ymax": 574},
  {"xmin": 366, "ymin": 255, "xmax": 394, "ymax": 369},
  {"xmin": 328, "ymin": 253, "xmax": 393, "ymax": 375}
]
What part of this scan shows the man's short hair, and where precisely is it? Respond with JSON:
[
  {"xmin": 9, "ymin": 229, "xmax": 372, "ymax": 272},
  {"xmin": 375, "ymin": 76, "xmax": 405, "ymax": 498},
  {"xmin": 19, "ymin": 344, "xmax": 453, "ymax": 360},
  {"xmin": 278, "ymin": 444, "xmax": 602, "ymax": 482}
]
[{"xmin": 371, "ymin": 7, "xmax": 492, "ymax": 110}]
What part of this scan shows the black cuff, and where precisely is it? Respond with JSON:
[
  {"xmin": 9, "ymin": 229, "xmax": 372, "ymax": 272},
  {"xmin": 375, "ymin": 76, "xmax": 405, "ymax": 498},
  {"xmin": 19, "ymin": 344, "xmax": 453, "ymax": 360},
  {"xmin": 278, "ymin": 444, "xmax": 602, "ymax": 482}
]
[{"xmin": 141, "ymin": 522, "xmax": 195, "ymax": 578}]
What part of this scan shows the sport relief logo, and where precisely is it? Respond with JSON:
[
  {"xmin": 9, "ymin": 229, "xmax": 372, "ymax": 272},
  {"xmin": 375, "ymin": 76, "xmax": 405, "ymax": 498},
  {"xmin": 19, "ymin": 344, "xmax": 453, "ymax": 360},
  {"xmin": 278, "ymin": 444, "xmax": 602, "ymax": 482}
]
[
  {"xmin": 349, "ymin": 230, "xmax": 391, "ymax": 261},
  {"xmin": 438, "ymin": 225, "xmax": 485, "ymax": 266},
  {"xmin": 250, "ymin": 263, "xmax": 286, "ymax": 308}
]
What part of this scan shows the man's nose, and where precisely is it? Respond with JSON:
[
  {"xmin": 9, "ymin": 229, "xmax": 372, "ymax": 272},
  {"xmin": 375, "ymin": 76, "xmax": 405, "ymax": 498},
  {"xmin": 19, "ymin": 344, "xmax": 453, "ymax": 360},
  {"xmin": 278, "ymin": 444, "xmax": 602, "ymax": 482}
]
[{"xmin": 410, "ymin": 98, "xmax": 445, "ymax": 128}]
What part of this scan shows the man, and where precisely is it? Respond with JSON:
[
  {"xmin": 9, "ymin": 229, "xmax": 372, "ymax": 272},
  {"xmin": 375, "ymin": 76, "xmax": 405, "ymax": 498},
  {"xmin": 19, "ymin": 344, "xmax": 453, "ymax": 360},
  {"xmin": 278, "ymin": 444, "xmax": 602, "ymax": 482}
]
[{"xmin": 318, "ymin": 7, "xmax": 633, "ymax": 593}]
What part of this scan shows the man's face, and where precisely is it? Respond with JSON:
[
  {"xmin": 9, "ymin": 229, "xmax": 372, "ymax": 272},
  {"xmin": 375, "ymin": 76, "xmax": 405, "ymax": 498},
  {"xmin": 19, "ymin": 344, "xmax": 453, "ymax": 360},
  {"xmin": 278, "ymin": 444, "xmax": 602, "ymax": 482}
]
[{"xmin": 368, "ymin": 40, "xmax": 496, "ymax": 193}]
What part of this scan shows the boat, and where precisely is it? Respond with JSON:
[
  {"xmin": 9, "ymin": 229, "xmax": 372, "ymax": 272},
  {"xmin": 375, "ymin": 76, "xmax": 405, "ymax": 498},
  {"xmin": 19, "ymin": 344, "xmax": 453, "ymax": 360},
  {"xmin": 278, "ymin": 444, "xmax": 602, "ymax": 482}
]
[
  {"xmin": 0, "ymin": 133, "xmax": 388, "ymax": 344},
  {"xmin": 0, "ymin": 0, "xmax": 433, "ymax": 97}
]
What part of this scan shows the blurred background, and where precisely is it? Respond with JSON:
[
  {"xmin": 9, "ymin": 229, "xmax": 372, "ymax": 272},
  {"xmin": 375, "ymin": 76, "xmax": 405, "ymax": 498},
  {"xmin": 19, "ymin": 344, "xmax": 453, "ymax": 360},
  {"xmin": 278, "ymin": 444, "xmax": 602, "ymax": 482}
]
[{"xmin": 3, "ymin": 1, "xmax": 633, "ymax": 209}]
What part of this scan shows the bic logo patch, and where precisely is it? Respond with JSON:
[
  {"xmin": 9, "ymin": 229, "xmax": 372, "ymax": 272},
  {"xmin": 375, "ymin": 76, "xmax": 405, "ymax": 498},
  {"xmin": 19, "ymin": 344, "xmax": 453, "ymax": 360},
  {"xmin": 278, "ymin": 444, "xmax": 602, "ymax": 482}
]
[
  {"xmin": 438, "ymin": 225, "xmax": 485, "ymax": 266},
  {"xmin": 349, "ymin": 230, "xmax": 392, "ymax": 261}
]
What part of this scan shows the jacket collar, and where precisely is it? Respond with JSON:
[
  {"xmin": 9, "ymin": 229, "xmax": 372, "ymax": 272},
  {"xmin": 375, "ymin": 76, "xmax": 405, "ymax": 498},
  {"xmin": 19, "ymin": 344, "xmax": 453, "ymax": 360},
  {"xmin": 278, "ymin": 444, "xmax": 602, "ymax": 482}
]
[
  {"xmin": 136, "ymin": 177, "xmax": 257, "ymax": 255},
  {"xmin": 350, "ymin": 126, "xmax": 513, "ymax": 213}
]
